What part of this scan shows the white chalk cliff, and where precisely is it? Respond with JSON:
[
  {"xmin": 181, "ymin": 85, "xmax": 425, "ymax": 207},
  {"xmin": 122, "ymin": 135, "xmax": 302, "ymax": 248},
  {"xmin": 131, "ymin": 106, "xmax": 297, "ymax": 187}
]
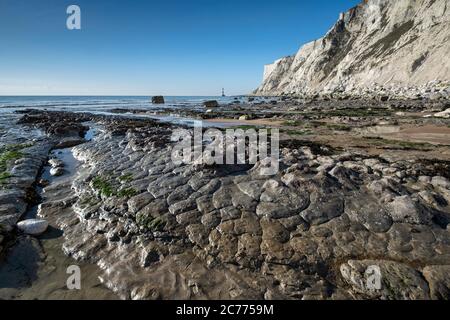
[{"xmin": 254, "ymin": 0, "xmax": 450, "ymax": 97}]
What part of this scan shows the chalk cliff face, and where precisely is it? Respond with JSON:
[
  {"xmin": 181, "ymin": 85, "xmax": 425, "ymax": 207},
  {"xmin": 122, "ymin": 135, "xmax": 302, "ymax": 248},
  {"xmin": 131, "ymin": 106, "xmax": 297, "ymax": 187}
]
[{"xmin": 254, "ymin": 0, "xmax": 450, "ymax": 97}]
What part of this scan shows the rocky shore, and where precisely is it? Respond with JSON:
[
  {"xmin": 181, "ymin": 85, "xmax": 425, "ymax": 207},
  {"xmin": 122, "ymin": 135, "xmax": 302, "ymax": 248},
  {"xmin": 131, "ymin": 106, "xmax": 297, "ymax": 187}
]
[
  {"xmin": 1, "ymin": 97, "xmax": 448, "ymax": 300},
  {"xmin": 0, "ymin": 110, "xmax": 90, "ymax": 255}
]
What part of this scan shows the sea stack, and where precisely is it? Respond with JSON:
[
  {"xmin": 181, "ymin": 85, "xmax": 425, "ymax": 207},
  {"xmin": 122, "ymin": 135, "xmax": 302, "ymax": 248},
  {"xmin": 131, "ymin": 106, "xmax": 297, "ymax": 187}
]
[{"xmin": 151, "ymin": 96, "xmax": 165, "ymax": 104}]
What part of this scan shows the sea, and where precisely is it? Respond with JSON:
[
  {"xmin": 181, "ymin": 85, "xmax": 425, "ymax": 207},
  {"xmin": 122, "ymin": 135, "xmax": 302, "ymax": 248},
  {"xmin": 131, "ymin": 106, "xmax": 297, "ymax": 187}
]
[{"xmin": 0, "ymin": 96, "xmax": 237, "ymax": 114}]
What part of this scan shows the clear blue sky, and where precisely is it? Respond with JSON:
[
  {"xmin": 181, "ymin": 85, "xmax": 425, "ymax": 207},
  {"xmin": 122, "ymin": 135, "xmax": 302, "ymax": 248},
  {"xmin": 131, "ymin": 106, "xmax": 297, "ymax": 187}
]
[{"xmin": 0, "ymin": 0, "xmax": 360, "ymax": 96}]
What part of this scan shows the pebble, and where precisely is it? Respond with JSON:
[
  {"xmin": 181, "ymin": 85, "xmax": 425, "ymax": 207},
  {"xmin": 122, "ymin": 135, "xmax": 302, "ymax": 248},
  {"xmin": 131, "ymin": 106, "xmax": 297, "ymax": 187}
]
[{"xmin": 17, "ymin": 219, "xmax": 49, "ymax": 235}]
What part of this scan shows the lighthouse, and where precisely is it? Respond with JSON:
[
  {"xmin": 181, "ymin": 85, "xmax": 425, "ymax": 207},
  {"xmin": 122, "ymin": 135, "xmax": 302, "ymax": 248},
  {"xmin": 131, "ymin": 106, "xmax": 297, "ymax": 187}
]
[{"xmin": 222, "ymin": 88, "xmax": 226, "ymax": 97}]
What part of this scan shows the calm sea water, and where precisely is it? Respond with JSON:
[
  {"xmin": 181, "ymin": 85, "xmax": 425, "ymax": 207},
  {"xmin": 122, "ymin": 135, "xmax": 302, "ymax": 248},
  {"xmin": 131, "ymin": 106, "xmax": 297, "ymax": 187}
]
[{"xmin": 0, "ymin": 96, "xmax": 237, "ymax": 114}]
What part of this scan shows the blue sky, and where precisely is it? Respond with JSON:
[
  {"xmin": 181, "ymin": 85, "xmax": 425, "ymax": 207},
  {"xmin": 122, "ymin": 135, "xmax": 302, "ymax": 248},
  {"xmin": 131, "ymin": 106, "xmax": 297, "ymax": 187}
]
[{"xmin": 0, "ymin": 0, "xmax": 360, "ymax": 96}]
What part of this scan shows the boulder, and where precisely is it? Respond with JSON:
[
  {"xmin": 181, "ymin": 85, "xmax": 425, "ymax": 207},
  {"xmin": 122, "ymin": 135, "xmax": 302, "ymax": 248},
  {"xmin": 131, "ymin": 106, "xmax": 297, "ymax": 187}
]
[
  {"xmin": 50, "ymin": 167, "xmax": 65, "ymax": 176},
  {"xmin": 48, "ymin": 158, "xmax": 64, "ymax": 168},
  {"xmin": 239, "ymin": 114, "xmax": 255, "ymax": 121},
  {"xmin": 203, "ymin": 100, "xmax": 219, "ymax": 108},
  {"xmin": 434, "ymin": 108, "xmax": 450, "ymax": 119},
  {"xmin": 151, "ymin": 96, "xmax": 165, "ymax": 104},
  {"xmin": 17, "ymin": 219, "xmax": 49, "ymax": 235}
]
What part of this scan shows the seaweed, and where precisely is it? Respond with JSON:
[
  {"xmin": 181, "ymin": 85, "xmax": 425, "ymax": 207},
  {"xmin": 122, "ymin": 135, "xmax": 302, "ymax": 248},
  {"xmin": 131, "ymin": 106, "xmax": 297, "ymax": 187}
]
[
  {"xmin": 117, "ymin": 188, "xmax": 138, "ymax": 198},
  {"xmin": 92, "ymin": 176, "xmax": 115, "ymax": 197},
  {"xmin": 93, "ymin": 176, "xmax": 138, "ymax": 198},
  {"xmin": 118, "ymin": 173, "xmax": 134, "ymax": 183}
]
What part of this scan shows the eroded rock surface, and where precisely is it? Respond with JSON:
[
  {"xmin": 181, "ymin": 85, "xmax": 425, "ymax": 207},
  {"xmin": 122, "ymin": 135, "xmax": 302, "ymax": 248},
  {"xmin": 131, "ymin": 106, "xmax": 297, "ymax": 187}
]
[{"xmin": 29, "ymin": 113, "xmax": 450, "ymax": 300}]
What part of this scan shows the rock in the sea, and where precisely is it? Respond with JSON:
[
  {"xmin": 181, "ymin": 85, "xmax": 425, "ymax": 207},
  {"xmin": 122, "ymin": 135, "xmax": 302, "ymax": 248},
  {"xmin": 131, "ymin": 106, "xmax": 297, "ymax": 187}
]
[
  {"xmin": 203, "ymin": 100, "xmax": 219, "ymax": 108},
  {"xmin": 17, "ymin": 219, "xmax": 49, "ymax": 235},
  {"xmin": 151, "ymin": 96, "xmax": 165, "ymax": 104},
  {"xmin": 50, "ymin": 167, "xmax": 65, "ymax": 176}
]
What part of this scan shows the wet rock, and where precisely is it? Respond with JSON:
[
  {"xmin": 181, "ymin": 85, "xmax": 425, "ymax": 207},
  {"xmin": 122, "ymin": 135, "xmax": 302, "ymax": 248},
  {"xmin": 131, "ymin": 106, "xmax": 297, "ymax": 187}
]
[
  {"xmin": 386, "ymin": 196, "xmax": 432, "ymax": 225},
  {"xmin": 128, "ymin": 192, "xmax": 154, "ymax": 215},
  {"xmin": 0, "ymin": 236, "xmax": 46, "ymax": 289},
  {"xmin": 422, "ymin": 265, "xmax": 450, "ymax": 300},
  {"xmin": 169, "ymin": 198, "xmax": 197, "ymax": 215},
  {"xmin": 17, "ymin": 219, "xmax": 49, "ymax": 235},
  {"xmin": 418, "ymin": 176, "xmax": 432, "ymax": 184},
  {"xmin": 27, "ymin": 110, "xmax": 450, "ymax": 300},
  {"xmin": 418, "ymin": 190, "xmax": 448, "ymax": 209},
  {"xmin": 236, "ymin": 233, "xmax": 262, "ymax": 267},
  {"xmin": 212, "ymin": 187, "xmax": 234, "ymax": 209},
  {"xmin": 340, "ymin": 260, "xmax": 430, "ymax": 299},
  {"xmin": 186, "ymin": 224, "xmax": 209, "ymax": 246},
  {"xmin": 236, "ymin": 180, "xmax": 265, "ymax": 200},
  {"xmin": 431, "ymin": 176, "xmax": 450, "ymax": 189},
  {"xmin": 301, "ymin": 193, "xmax": 344, "ymax": 225},
  {"xmin": 260, "ymin": 181, "xmax": 309, "ymax": 215},
  {"xmin": 201, "ymin": 211, "xmax": 221, "ymax": 229},
  {"xmin": 176, "ymin": 210, "xmax": 201, "ymax": 226},
  {"xmin": 346, "ymin": 197, "xmax": 393, "ymax": 233},
  {"xmin": 256, "ymin": 202, "xmax": 293, "ymax": 219},
  {"xmin": 38, "ymin": 179, "xmax": 50, "ymax": 187},
  {"xmin": 261, "ymin": 218, "xmax": 290, "ymax": 243},
  {"xmin": 220, "ymin": 206, "xmax": 241, "ymax": 221},
  {"xmin": 140, "ymin": 246, "xmax": 161, "ymax": 267},
  {"xmin": 0, "ymin": 204, "xmax": 16, "ymax": 216},
  {"xmin": 0, "ymin": 189, "xmax": 25, "ymax": 205}
]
